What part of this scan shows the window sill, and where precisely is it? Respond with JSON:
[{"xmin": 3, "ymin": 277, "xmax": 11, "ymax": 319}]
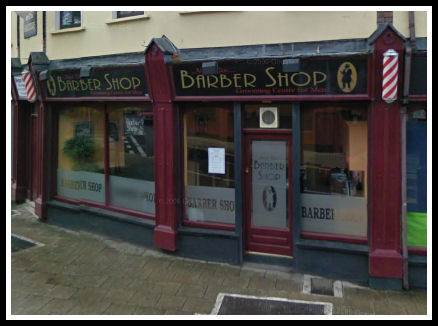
[
  {"xmin": 179, "ymin": 11, "xmax": 205, "ymax": 15},
  {"xmin": 47, "ymin": 199, "xmax": 155, "ymax": 229},
  {"xmin": 50, "ymin": 26, "xmax": 86, "ymax": 35},
  {"xmin": 408, "ymin": 247, "xmax": 427, "ymax": 256},
  {"xmin": 296, "ymin": 238, "xmax": 369, "ymax": 255},
  {"xmin": 106, "ymin": 14, "xmax": 150, "ymax": 25}
]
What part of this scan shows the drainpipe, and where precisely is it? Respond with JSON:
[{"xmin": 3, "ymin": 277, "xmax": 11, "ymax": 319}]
[
  {"xmin": 42, "ymin": 11, "xmax": 46, "ymax": 54},
  {"xmin": 16, "ymin": 13, "xmax": 20, "ymax": 59},
  {"xmin": 401, "ymin": 11, "xmax": 416, "ymax": 291}
]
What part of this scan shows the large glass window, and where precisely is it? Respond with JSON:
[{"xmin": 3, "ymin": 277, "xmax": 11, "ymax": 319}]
[
  {"xmin": 406, "ymin": 105, "xmax": 427, "ymax": 249},
  {"xmin": 183, "ymin": 104, "xmax": 235, "ymax": 226},
  {"xmin": 108, "ymin": 105, "xmax": 155, "ymax": 215},
  {"xmin": 56, "ymin": 103, "xmax": 155, "ymax": 217},
  {"xmin": 57, "ymin": 106, "xmax": 106, "ymax": 203},
  {"xmin": 300, "ymin": 103, "xmax": 368, "ymax": 239}
]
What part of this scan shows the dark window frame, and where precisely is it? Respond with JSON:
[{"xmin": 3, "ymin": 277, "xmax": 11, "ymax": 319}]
[
  {"xmin": 406, "ymin": 102, "xmax": 427, "ymax": 254},
  {"xmin": 59, "ymin": 11, "xmax": 82, "ymax": 30},
  {"xmin": 116, "ymin": 11, "xmax": 145, "ymax": 19}
]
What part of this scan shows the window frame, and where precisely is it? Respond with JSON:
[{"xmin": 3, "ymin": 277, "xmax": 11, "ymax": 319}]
[
  {"xmin": 115, "ymin": 11, "xmax": 145, "ymax": 19},
  {"xmin": 59, "ymin": 11, "xmax": 82, "ymax": 30},
  {"xmin": 179, "ymin": 102, "xmax": 236, "ymax": 231},
  {"xmin": 53, "ymin": 102, "xmax": 155, "ymax": 220},
  {"xmin": 405, "ymin": 102, "xmax": 427, "ymax": 255},
  {"xmin": 298, "ymin": 102, "xmax": 370, "ymax": 244}
]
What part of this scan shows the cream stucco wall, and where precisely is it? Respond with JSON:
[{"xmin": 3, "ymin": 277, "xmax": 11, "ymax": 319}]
[
  {"xmin": 393, "ymin": 11, "xmax": 427, "ymax": 38},
  {"xmin": 11, "ymin": 11, "xmax": 44, "ymax": 62},
  {"xmin": 11, "ymin": 10, "xmax": 428, "ymax": 62},
  {"xmin": 11, "ymin": 12, "xmax": 18, "ymax": 58},
  {"xmin": 46, "ymin": 11, "xmax": 380, "ymax": 60}
]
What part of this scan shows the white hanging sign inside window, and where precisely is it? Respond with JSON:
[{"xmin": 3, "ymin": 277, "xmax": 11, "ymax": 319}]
[
  {"xmin": 13, "ymin": 75, "xmax": 29, "ymax": 99},
  {"xmin": 208, "ymin": 147, "xmax": 226, "ymax": 174}
]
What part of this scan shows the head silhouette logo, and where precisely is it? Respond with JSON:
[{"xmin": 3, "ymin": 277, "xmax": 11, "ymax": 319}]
[
  {"xmin": 262, "ymin": 186, "xmax": 277, "ymax": 211},
  {"xmin": 337, "ymin": 62, "xmax": 357, "ymax": 93}
]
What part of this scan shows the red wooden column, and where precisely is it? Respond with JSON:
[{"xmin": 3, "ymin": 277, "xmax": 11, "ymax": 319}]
[
  {"xmin": 145, "ymin": 41, "xmax": 179, "ymax": 251},
  {"xmin": 368, "ymin": 24, "xmax": 405, "ymax": 288},
  {"xmin": 28, "ymin": 53, "xmax": 50, "ymax": 220},
  {"xmin": 11, "ymin": 79, "xmax": 28, "ymax": 203}
]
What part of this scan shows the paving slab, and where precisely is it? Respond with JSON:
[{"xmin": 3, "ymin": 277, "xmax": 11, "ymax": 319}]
[
  {"xmin": 155, "ymin": 295, "xmax": 188, "ymax": 311},
  {"xmin": 68, "ymin": 300, "xmax": 112, "ymax": 315},
  {"xmin": 102, "ymin": 303, "xmax": 138, "ymax": 315},
  {"xmin": 9, "ymin": 202, "xmax": 428, "ymax": 317}
]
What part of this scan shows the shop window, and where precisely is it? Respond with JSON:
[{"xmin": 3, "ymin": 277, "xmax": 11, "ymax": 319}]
[
  {"xmin": 57, "ymin": 106, "xmax": 105, "ymax": 203},
  {"xmin": 243, "ymin": 103, "xmax": 292, "ymax": 129},
  {"xmin": 406, "ymin": 106, "xmax": 427, "ymax": 249},
  {"xmin": 182, "ymin": 104, "xmax": 235, "ymax": 227},
  {"xmin": 108, "ymin": 105, "xmax": 155, "ymax": 215},
  {"xmin": 300, "ymin": 103, "xmax": 368, "ymax": 239},
  {"xmin": 59, "ymin": 11, "xmax": 82, "ymax": 29},
  {"xmin": 56, "ymin": 104, "xmax": 155, "ymax": 218}
]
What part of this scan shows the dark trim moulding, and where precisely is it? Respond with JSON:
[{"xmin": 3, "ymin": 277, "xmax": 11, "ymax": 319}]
[
  {"xmin": 300, "ymin": 231, "xmax": 368, "ymax": 245},
  {"xmin": 44, "ymin": 97, "xmax": 152, "ymax": 102},
  {"xmin": 407, "ymin": 95, "xmax": 427, "ymax": 101},
  {"xmin": 172, "ymin": 95, "xmax": 371, "ymax": 102}
]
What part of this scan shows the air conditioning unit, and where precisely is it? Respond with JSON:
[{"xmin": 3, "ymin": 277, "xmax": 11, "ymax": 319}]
[{"xmin": 259, "ymin": 107, "xmax": 278, "ymax": 128}]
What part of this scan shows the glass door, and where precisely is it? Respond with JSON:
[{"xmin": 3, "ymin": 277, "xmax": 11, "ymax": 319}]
[{"xmin": 244, "ymin": 134, "xmax": 293, "ymax": 256}]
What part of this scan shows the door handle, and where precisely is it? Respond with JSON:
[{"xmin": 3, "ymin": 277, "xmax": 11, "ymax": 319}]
[{"xmin": 245, "ymin": 167, "xmax": 250, "ymax": 174}]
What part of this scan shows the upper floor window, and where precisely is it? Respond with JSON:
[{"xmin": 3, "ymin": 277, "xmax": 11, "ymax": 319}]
[
  {"xmin": 116, "ymin": 11, "xmax": 144, "ymax": 19},
  {"xmin": 60, "ymin": 11, "xmax": 81, "ymax": 29}
]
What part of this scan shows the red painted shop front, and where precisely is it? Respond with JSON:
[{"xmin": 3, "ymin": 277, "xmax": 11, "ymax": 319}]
[
  {"xmin": 14, "ymin": 24, "xmax": 420, "ymax": 289},
  {"xmin": 243, "ymin": 131, "xmax": 293, "ymax": 257}
]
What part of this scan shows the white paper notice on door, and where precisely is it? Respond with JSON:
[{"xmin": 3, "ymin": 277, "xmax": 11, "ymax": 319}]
[{"xmin": 208, "ymin": 147, "xmax": 226, "ymax": 174}]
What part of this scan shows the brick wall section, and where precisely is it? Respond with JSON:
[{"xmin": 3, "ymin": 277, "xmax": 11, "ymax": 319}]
[{"xmin": 377, "ymin": 11, "xmax": 393, "ymax": 24}]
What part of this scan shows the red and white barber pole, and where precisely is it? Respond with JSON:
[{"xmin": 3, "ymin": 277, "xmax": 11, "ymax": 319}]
[
  {"xmin": 22, "ymin": 70, "xmax": 37, "ymax": 103},
  {"xmin": 382, "ymin": 49, "xmax": 399, "ymax": 103}
]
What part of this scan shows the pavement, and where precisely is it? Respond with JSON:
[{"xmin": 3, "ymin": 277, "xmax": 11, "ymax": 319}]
[{"xmin": 8, "ymin": 201, "xmax": 428, "ymax": 317}]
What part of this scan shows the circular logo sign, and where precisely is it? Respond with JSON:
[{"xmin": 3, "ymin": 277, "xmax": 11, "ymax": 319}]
[
  {"xmin": 337, "ymin": 62, "xmax": 357, "ymax": 93},
  {"xmin": 262, "ymin": 186, "xmax": 277, "ymax": 211}
]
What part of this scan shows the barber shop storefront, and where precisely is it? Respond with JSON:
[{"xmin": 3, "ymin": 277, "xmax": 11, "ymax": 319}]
[
  {"xmin": 11, "ymin": 24, "xmax": 427, "ymax": 290},
  {"xmin": 46, "ymin": 62, "xmax": 155, "ymax": 219},
  {"xmin": 171, "ymin": 56, "xmax": 370, "ymax": 259}
]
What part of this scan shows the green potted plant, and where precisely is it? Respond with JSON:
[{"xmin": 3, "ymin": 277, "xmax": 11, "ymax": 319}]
[{"xmin": 62, "ymin": 135, "xmax": 98, "ymax": 171}]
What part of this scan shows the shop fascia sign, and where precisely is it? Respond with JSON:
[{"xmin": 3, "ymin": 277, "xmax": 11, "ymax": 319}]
[
  {"xmin": 44, "ymin": 65, "xmax": 149, "ymax": 98},
  {"xmin": 172, "ymin": 57, "xmax": 368, "ymax": 96}
]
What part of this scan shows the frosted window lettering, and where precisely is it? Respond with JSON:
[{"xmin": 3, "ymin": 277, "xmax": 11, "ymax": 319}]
[{"xmin": 251, "ymin": 140, "xmax": 288, "ymax": 229}]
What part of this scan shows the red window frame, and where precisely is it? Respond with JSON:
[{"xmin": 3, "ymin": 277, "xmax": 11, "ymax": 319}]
[
  {"xmin": 299, "ymin": 102, "xmax": 370, "ymax": 244},
  {"xmin": 180, "ymin": 102, "xmax": 236, "ymax": 231},
  {"xmin": 52, "ymin": 102, "xmax": 155, "ymax": 220}
]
